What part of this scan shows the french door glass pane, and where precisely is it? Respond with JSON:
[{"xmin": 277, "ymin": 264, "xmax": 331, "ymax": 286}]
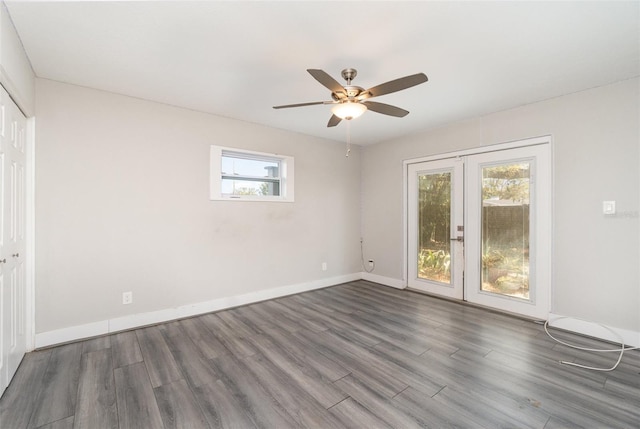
[
  {"xmin": 418, "ymin": 172, "xmax": 451, "ymax": 284},
  {"xmin": 481, "ymin": 162, "xmax": 530, "ymax": 299}
]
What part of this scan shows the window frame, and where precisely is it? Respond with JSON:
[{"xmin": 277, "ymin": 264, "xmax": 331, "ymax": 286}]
[{"xmin": 210, "ymin": 145, "xmax": 294, "ymax": 202}]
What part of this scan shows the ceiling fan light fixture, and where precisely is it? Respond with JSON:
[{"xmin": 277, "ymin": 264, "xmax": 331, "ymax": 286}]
[{"xmin": 331, "ymin": 102, "xmax": 367, "ymax": 120}]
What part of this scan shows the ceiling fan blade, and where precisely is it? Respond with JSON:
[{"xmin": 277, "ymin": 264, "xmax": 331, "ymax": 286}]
[
  {"xmin": 307, "ymin": 69, "xmax": 346, "ymax": 95},
  {"xmin": 327, "ymin": 114, "xmax": 342, "ymax": 127},
  {"xmin": 363, "ymin": 101, "xmax": 409, "ymax": 117},
  {"xmin": 273, "ymin": 101, "xmax": 329, "ymax": 109},
  {"xmin": 364, "ymin": 73, "xmax": 428, "ymax": 98}
]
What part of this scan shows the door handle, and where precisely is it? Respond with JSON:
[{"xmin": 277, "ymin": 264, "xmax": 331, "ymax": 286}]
[
  {"xmin": 12, "ymin": 253, "xmax": 19, "ymax": 258},
  {"xmin": 450, "ymin": 236, "xmax": 464, "ymax": 242}
]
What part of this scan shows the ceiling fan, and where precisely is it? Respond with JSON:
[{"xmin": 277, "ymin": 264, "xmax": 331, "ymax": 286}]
[{"xmin": 273, "ymin": 68, "xmax": 428, "ymax": 127}]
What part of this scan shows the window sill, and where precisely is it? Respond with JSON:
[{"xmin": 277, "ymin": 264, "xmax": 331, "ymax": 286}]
[{"xmin": 211, "ymin": 195, "xmax": 295, "ymax": 203}]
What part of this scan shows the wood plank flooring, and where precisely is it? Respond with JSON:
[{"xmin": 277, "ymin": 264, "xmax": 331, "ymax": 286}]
[{"xmin": 1, "ymin": 281, "xmax": 639, "ymax": 428}]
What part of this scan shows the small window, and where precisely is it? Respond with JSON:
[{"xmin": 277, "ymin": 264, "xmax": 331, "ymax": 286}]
[{"xmin": 210, "ymin": 146, "xmax": 294, "ymax": 202}]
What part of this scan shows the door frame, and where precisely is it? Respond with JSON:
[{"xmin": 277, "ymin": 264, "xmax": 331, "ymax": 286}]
[
  {"xmin": 403, "ymin": 135, "xmax": 553, "ymax": 315},
  {"xmin": 26, "ymin": 116, "xmax": 35, "ymax": 351}
]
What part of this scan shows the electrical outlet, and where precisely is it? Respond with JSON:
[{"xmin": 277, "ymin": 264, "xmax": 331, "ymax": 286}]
[
  {"xmin": 122, "ymin": 291, "xmax": 133, "ymax": 305},
  {"xmin": 322, "ymin": 262, "xmax": 327, "ymax": 271},
  {"xmin": 368, "ymin": 260, "xmax": 374, "ymax": 268}
]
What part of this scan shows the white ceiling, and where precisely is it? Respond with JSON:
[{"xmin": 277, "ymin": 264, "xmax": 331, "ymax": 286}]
[{"xmin": 6, "ymin": 1, "xmax": 640, "ymax": 145}]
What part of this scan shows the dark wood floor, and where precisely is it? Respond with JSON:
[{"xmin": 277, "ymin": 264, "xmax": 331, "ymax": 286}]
[{"xmin": 1, "ymin": 281, "xmax": 639, "ymax": 428}]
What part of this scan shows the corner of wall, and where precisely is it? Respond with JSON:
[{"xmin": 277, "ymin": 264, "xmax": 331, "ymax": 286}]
[{"xmin": 0, "ymin": 1, "xmax": 36, "ymax": 116}]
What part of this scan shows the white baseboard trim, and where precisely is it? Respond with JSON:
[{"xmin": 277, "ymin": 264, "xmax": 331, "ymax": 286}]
[
  {"xmin": 35, "ymin": 320, "xmax": 109, "ymax": 349},
  {"xmin": 548, "ymin": 313, "xmax": 640, "ymax": 348},
  {"xmin": 45, "ymin": 275, "xmax": 639, "ymax": 350},
  {"xmin": 35, "ymin": 273, "xmax": 360, "ymax": 349},
  {"xmin": 360, "ymin": 272, "xmax": 406, "ymax": 289}
]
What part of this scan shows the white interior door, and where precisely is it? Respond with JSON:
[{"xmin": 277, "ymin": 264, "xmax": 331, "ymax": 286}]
[
  {"xmin": 406, "ymin": 140, "xmax": 551, "ymax": 320},
  {"xmin": 0, "ymin": 85, "xmax": 27, "ymax": 396},
  {"xmin": 407, "ymin": 158, "xmax": 464, "ymax": 299}
]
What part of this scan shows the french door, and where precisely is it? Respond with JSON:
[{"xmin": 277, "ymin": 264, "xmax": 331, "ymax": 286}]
[
  {"xmin": 0, "ymin": 85, "xmax": 27, "ymax": 396},
  {"xmin": 407, "ymin": 158, "xmax": 464, "ymax": 299},
  {"xmin": 407, "ymin": 142, "xmax": 551, "ymax": 320}
]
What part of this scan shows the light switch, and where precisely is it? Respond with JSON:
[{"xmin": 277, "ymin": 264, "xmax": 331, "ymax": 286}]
[{"xmin": 603, "ymin": 201, "xmax": 616, "ymax": 215}]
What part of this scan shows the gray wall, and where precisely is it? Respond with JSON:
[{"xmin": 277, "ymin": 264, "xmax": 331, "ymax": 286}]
[
  {"xmin": 34, "ymin": 76, "xmax": 640, "ymax": 341},
  {"xmin": 35, "ymin": 78, "xmax": 362, "ymax": 333},
  {"xmin": 361, "ymin": 78, "xmax": 639, "ymax": 334}
]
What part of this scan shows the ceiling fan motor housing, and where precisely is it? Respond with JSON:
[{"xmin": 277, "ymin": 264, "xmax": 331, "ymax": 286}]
[{"xmin": 331, "ymin": 85, "xmax": 365, "ymax": 101}]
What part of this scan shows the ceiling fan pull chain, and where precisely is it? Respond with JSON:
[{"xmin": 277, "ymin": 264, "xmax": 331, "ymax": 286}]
[{"xmin": 346, "ymin": 120, "xmax": 351, "ymax": 157}]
